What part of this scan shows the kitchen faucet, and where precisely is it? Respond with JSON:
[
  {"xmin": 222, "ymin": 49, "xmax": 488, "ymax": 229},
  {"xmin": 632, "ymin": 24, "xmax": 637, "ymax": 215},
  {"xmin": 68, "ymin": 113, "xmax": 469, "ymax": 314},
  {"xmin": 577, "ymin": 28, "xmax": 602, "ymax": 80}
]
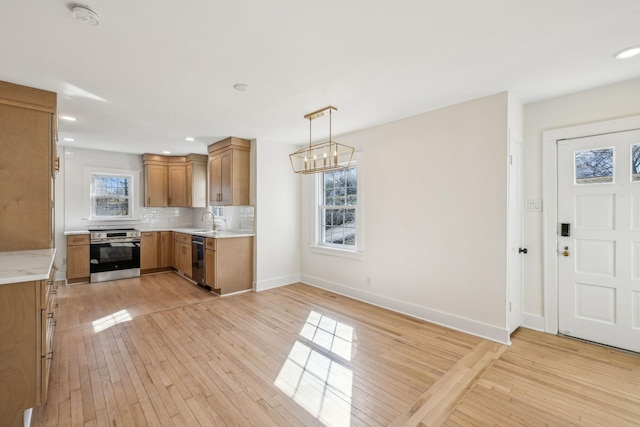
[{"xmin": 201, "ymin": 211, "xmax": 216, "ymax": 231}]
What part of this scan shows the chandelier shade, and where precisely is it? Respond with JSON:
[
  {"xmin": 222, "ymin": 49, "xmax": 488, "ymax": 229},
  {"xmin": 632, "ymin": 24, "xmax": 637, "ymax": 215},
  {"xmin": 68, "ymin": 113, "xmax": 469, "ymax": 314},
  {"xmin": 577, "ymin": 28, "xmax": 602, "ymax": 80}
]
[{"xmin": 289, "ymin": 106, "xmax": 355, "ymax": 174}]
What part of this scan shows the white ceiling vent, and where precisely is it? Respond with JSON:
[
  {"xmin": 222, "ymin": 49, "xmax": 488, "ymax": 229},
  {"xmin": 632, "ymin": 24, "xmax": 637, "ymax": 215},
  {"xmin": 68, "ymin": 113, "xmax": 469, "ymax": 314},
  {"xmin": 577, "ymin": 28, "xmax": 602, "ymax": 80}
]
[{"xmin": 72, "ymin": 5, "xmax": 100, "ymax": 26}]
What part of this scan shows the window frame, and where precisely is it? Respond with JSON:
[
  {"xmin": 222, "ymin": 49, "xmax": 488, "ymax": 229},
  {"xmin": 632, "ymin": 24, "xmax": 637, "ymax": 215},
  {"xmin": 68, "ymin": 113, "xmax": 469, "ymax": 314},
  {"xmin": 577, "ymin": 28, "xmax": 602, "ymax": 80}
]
[
  {"xmin": 311, "ymin": 155, "xmax": 364, "ymax": 260},
  {"xmin": 83, "ymin": 166, "xmax": 138, "ymax": 221}
]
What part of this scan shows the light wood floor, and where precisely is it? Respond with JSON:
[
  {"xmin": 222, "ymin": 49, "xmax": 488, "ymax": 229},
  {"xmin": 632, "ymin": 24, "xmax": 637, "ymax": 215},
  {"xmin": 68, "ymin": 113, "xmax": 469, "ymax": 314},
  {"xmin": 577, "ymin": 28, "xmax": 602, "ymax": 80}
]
[{"xmin": 31, "ymin": 273, "xmax": 640, "ymax": 426}]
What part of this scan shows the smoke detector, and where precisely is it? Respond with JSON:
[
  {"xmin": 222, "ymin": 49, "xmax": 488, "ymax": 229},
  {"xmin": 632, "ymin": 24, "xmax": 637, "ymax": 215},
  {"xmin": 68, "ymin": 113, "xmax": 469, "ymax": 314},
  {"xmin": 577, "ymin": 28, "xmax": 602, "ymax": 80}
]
[{"xmin": 72, "ymin": 5, "xmax": 100, "ymax": 26}]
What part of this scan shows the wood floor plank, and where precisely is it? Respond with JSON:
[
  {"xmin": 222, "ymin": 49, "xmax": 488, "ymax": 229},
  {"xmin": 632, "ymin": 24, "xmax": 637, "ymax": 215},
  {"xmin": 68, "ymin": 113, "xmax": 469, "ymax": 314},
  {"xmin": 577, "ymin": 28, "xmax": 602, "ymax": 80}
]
[{"xmin": 30, "ymin": 275, "xmax": 640, "ymax": 427}]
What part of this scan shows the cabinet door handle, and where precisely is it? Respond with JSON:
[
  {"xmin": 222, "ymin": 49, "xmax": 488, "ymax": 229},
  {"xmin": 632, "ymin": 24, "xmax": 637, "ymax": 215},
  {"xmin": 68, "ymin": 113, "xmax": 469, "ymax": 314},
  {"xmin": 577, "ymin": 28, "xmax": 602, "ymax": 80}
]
[{"xmin": 148, "ymin": 196, "xmax": 151, "ymax": 205}]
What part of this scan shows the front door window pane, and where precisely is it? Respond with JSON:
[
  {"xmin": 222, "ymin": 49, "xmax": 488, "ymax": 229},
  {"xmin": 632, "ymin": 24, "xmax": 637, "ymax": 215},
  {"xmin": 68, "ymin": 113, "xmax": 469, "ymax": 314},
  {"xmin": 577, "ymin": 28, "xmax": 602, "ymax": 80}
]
[
  {"xmin": 632, "ymin": 144, "xmax": 640, "ymax": 182},
  {"xmin": 575, "ymin": 148, "xmax": 614, "ymax": 184}
]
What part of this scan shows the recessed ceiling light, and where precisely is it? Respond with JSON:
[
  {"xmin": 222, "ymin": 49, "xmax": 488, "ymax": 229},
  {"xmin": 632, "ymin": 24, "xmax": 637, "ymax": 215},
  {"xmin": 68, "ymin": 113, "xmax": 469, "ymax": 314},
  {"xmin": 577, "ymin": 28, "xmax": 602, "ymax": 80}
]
[
  {"xmin": 185, "ymin": 137, "xmax": 195, "ymax": 142},
  {"xmin": 162, "ymin": 150, "xmax": 171, "ymax": 154},
  {"xmin": 61, "ymin": 115, "xmax": 77, "ymax": 121},
  {"xmin": 233, "ymin": 83, "xmax": 249, "ymax": 92},
  {"xmin": 613, "ymin": 45, "xmax": 640, "ymax": 60},
  {"xmin": 63, "ymin": 137, "xmax": 75, "ymax": 142},
  {"xmin": 72, "ymin": 5, "xmax": 100, "ymax": 26}
]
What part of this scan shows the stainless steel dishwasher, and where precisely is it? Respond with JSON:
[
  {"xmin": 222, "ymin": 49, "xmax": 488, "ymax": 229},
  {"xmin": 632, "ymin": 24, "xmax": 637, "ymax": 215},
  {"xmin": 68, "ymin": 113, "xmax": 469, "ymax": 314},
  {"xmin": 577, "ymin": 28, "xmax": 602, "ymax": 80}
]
[{"xmin": 191, "ymin": 235, "xmax": 207, "ymax": 288}]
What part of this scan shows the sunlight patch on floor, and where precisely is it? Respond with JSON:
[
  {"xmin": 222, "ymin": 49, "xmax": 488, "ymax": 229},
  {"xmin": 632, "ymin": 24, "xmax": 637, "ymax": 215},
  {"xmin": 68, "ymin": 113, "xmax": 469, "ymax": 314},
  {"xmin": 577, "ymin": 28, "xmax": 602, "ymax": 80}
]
[
  {"xmin": 92, "ymin": 309, "xmax": 132, "ymax": 333},
  {"xmin": 275, "ymin": 311, "xmax": 355, "ymax": 426},
  {"xmin": 299, "ymin": 311, "xmax": 355, "ymax": 361}
]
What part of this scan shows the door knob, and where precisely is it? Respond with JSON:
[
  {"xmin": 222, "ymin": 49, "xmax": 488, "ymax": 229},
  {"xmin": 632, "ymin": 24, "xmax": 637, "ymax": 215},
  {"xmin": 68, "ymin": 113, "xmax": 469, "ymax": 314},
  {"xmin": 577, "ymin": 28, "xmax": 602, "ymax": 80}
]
[
  {"xmin": 518, "ymin": 248, "xmax": 528, "ymax": 254},
  {"xmin": 562, "ymin": 246, "xmax": 570, "ymax": 257}
]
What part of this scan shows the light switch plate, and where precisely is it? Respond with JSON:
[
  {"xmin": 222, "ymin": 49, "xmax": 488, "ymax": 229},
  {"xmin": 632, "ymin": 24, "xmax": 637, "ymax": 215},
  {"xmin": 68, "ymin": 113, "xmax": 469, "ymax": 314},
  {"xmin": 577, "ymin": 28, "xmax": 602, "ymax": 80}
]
[{"xmin": 527, "ymin": 199, "xmax": 543, "ymax": 212}]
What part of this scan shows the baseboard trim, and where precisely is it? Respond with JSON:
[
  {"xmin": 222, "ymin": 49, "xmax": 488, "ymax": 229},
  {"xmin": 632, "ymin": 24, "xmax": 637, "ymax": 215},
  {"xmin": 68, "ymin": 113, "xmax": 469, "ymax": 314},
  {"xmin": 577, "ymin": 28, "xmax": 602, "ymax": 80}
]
[
  {"xmin": 255, "ymin": 274, "xmax": 300, "ymax": 292},
  {"xmin": 522, "ymin": 313, "xmax": 545, "ymax": 332},
  {"xmin": 300, "ymin": 274, "xmax": 510, "ymax": 345}
]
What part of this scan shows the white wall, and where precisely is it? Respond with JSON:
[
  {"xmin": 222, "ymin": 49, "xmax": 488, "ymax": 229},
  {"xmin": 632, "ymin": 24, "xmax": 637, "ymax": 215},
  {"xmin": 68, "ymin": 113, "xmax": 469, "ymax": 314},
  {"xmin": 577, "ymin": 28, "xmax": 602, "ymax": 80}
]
[
  {"xmin": 299, "ymin": 92, "xmax": 511, "ymax": 342},
  {"xmin": 523, "ymin": 77, "xmax": 640, "ymax": 326},
  {"xmin": 254, "ymin": 139, "xmax": 301, "ymax": 290}
]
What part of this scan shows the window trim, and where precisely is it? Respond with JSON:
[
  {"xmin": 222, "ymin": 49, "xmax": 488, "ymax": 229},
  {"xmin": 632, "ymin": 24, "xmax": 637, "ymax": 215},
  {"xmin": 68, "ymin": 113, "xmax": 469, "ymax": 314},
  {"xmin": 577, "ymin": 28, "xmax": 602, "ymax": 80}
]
[
  {"xmin": 83, "ymin": 166, "xmax": 139, "ymax": 221},
  {"xmin": 312, "ymin": 154, "xmax": 364, "ymax": 259}
]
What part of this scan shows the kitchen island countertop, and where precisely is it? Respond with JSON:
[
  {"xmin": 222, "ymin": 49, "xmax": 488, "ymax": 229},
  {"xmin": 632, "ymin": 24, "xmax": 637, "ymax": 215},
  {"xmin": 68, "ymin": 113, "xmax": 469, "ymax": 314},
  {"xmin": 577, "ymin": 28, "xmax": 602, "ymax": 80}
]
[{"xmin": 0, "ymin": 248, "xmax": 56, "ymax": 285}]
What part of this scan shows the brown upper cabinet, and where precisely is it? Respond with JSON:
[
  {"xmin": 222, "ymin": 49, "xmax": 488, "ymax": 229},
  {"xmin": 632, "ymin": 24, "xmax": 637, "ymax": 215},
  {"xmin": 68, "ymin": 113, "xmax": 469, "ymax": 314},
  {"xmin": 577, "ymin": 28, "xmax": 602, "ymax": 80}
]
[
  {"xmin": 143, "ymin": 154, "xmax": 207, "ymax": 207},
  {"xmin": 0, "ymin": 80, "xmax": 57, "ymax": 251},
  {"xmin": 208, "ymin": 137, "xmax": 250, "ymax": 206}
]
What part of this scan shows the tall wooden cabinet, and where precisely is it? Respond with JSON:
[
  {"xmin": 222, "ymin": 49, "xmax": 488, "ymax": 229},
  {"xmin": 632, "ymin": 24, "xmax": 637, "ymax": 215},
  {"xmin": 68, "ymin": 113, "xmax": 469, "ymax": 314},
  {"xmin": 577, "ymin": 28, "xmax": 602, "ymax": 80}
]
[
  {"xmin": 0, "ymin": 80, "xmax": 57, "ymax": 251},
  {"xmin": 0, "ymin": 81, "xmax": 57, "ymax": 424},
  {"xmin": 208, "ymin": 137, "xmax": 250, "ymax": 206}
]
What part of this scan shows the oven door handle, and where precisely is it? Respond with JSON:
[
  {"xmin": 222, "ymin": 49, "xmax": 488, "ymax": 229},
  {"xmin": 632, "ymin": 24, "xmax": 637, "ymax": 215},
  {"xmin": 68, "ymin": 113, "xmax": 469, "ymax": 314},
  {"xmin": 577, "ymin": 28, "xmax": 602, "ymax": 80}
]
[{"xmin": 91, "ymin": 238, "xmax": 141, "ymax": 245}]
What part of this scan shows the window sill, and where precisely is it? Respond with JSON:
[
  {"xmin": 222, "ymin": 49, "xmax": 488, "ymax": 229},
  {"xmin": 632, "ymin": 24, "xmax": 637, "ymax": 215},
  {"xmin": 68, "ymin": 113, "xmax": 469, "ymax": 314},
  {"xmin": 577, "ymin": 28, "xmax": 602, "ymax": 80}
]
[{"xmin": 310, "ymin": 245, "xmax": 365, "ymax": 260}]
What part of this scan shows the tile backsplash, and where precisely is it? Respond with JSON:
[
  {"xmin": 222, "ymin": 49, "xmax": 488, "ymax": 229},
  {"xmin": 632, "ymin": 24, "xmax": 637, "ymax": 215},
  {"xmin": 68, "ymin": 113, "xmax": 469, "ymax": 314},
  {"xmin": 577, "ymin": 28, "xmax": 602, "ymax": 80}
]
[
  {"xmin": 139, "ymin": 207, "xmax": 195, "ymax": 228},
  {"xmin": 192, "ymin": 205, "xmax": 255, "ymax": 232},
  {"xmin": 140, "ymin": 206, "xmax": 255, "ymax": 232}
]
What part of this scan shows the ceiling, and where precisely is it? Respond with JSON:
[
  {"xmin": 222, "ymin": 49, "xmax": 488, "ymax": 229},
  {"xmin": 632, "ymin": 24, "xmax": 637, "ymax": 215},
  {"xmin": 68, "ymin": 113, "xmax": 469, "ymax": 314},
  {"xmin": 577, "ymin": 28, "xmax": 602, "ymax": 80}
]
[{"xmin": 1, "ymin": 1, "xmax": 639, "ymax": 156}]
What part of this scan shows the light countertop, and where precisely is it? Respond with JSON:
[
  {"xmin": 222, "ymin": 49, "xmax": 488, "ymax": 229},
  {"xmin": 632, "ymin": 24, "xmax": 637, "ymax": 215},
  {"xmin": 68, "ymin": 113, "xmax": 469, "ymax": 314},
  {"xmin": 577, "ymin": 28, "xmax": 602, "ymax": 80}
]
[
  {"xmin": 64, "ymin": 228, "xmax": 254, "ymax": 238},
  {"xmin": 63, "ymin": 230, "xmax": 90, "ymax": 235},
  {"xmin": 0, "ymin": 248, "xmax": 56, "ymax": 285},
  {"xmin": 170, "ymin": 228, "xmax": 255, "ymax": 238}
]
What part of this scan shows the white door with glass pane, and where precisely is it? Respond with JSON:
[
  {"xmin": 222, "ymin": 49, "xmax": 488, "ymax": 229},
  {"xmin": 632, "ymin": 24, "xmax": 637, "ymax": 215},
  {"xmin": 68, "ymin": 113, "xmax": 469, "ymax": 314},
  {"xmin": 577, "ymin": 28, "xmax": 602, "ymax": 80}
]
[{"xmin": 557, "ymin": 129, "xmax": 640, "ymax": 353}]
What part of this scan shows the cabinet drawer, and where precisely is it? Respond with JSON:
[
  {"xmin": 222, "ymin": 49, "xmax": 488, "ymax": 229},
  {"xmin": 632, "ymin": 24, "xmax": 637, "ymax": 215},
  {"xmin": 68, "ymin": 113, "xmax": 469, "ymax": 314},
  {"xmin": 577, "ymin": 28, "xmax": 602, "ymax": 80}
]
[
  {"xmin": 175, "ymin": 233, "xmax": 191, "ymax": 244},
  {"xmin": 206, "ymin": 238, "xmax": 216, "ymax": 250},
  {"xmin": 40, "ymin": 277, "xmax": 53, "ymax": 309},
  {"xmin": 67, "ymin": 234, "xmax": 89, "ymax": 246},
  {"xmin": 41, "ymin": 353, "xmax": 52, "ymax": 403},
  {"xmin": 40, "ymin": 309, "xmax": 53, "ymax": 355}
]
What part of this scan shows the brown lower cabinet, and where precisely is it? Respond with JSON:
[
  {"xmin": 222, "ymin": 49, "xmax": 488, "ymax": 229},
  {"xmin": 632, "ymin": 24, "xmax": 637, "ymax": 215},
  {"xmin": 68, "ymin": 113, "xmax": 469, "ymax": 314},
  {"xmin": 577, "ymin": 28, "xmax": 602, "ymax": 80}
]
[
  {"xmin": 139, "ymin": 231, "xmax": 252, "ymax": 296},
  {"xmin": 0, "ymin": 273, "xmax": 56, "ymax": 427},
  {"xmin": 66, "ymin": 235, "xmax": 90, "ymax": 283},
  {"xmin": 174, "ymin": 233, "xmax": 192, "ymax": 278},
  {"xmin": 141, "ymin": 231, "xmax": 175, "ymax": 273},
  {"xmin": 205, "ymin": 236, "xmax": 253, "ymax": 295},
  {"xmin": 140, "ymin": 231, "xmax": 159, "ymax": 270},
  {"xmin": 160, "ymin": 231, "xmax": 174, "ymax": 268}
]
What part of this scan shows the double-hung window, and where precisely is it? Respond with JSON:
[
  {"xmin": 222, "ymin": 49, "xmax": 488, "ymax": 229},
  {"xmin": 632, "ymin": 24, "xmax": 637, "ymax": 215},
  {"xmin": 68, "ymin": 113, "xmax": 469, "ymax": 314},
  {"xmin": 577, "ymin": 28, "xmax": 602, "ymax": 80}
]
[
  {"xmin": 321, "ymin": 167, "xmax": 357, "ymax": 246},
  {"xmin": 90, "ymin": 173, "xmax": 133, "ymax": 219},
  {"xmin": 315, "ymin": 159, "xmax": 363, "ymax": 258}
]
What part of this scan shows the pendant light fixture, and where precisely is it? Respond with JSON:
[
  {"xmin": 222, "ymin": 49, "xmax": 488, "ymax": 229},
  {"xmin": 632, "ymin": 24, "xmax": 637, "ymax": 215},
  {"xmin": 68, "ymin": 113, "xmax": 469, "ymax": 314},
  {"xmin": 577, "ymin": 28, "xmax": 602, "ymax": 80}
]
[{"xmin": 289, "ymin": 106, "xmax": 355, "ymax": 174}]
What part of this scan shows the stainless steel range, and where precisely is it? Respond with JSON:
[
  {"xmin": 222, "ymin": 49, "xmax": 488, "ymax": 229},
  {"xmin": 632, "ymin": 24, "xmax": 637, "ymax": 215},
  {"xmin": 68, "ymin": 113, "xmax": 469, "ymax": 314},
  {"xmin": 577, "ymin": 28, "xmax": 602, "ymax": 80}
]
[{"xmin": 89, "ymin": 228, "xmax": 141, "ymax": 282}]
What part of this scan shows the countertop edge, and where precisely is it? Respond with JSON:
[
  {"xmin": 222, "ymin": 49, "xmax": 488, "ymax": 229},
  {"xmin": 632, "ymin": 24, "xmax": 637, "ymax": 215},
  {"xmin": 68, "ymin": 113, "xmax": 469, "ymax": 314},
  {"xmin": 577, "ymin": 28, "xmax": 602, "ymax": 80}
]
[
  {"xmin": 0, "ymin": 248, "xmax": 56, "ymax": 285},
  {"xmin": 64, "ymin": 228, "xmax": 255, "ymax": 238}
]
